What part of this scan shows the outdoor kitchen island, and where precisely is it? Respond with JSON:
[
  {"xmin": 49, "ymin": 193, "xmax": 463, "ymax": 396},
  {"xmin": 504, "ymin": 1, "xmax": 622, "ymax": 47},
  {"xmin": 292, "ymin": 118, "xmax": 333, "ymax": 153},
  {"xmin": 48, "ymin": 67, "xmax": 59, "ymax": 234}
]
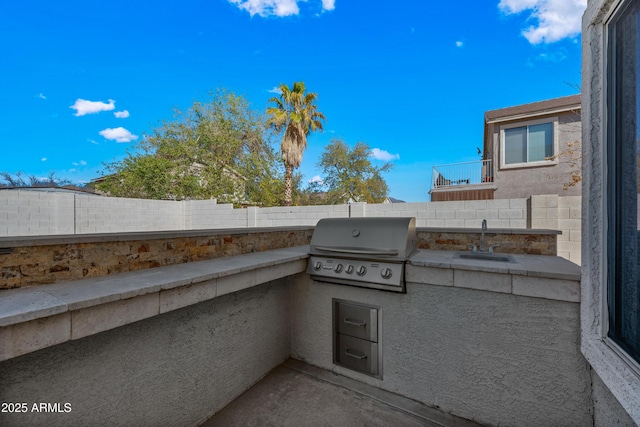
[
  {"xmin": 0, "ymin": 243, "xmax": 593, "ymax": 427},
  {"xmin": 291, "ymin": 249, "xmax": 589, "ymax": 427}
]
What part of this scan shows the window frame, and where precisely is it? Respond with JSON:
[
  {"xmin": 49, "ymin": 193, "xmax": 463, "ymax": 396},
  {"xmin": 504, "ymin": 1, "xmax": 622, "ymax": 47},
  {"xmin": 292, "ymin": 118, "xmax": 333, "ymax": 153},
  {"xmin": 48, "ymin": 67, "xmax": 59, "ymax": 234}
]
[
  {"xmin": 499, "ymin": 117, "xmax": 559, "ymax": 169},
  {"xmin": 606, "ymin": 0, "xmax": 640, "ymax": 366},
  {"xmin": 581, "ymin": 0, "xmax": 640, "ymax": 422}
]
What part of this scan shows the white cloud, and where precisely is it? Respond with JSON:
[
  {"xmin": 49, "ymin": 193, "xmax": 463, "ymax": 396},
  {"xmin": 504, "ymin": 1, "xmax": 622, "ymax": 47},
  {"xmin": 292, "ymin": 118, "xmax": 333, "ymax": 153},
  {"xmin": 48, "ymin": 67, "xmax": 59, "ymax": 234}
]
[
  {"xmin": 99, "ymin": 127, "xmax": 138, "ymax": 143},
  {"xmin": 321, "ymin": 0, "xmax": 335, "ymax": 11},
  {"xmin": 70, "ymin": 98, "xmax": 116, "ymax": 116},
  {"xmin": 308, "ymin": 175, "xmax": 323, "ymax": 184},
  {"xmin": 38, "ymin": 93, "xmax": 46, "ymax": 100},
  {"xmin": 88, "ymin": 139, "xmax": 99, "ymax": 145},
  {"xmin": 498, "ymin": 0, "xmax": 587, "ymax": 44},
  {"xmin": 370, "ymin": 148, "xmax": 400, "ymax": 162},
  {"xmin": 456, "ymin": 41, "xmax": 464, "ymax": 47},
  {"xmin": 41, "ymin": 157, "xmax": 47, "ymax": 161},
  {"xmin": 72, "ymin": 160, "xmax": 87, "ymax": 166},
  {"xmin": 229, "ymin": 0, "xmax": 298, "ymax": 16},
  {"xmin": 499, "ymin": 0, "xmax": 538, "ymax": 13},
  {"xmin": 229, "ymin": 0, "xmax": 334, "ymax": 17},
  {"xmin": 268, "ymin": 86, "xmax": 282, "ymax": 94},
  {"xmin": 114, "ymin": 110, "xmax": 130, "ymax": 118}
]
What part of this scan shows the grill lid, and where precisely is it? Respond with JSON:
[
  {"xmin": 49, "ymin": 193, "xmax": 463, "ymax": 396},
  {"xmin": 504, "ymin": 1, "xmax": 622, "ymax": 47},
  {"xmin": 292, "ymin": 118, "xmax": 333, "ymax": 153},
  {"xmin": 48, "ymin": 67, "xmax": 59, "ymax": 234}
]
[{"xmin": 309, "ymin": 217, "xmax": 417, "ymax": 261}]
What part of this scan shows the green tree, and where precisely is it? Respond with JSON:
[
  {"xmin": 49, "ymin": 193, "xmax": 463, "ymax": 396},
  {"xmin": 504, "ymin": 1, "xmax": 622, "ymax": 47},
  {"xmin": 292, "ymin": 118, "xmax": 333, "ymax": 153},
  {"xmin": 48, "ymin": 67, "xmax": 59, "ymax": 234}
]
[
  {"xmin": 267, "ymin": 81, "xmax": 325, "ymax": 206},
  {"xmin": 294, "ymin": 176, "xmax": 327, "ymax": 206},
  {"xmin": 97, "ymin": 90, "xmax": 283, "ymax": 206},
  {"xmin": 319, "ymin": 138, "xmax": 392, "ymax": 204},
  {"xmin": 0, "ymin": 172, "xmax": 72, "ymax": 188}
]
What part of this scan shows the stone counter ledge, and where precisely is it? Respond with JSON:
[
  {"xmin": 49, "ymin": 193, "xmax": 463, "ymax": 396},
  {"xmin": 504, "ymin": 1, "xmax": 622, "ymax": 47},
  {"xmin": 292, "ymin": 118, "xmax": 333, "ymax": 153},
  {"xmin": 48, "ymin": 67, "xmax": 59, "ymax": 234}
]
[
  {"xmin": 408, "ymin": 250, "xmax": 581, "ymax": 303},
  {"xmin": 0, "ymin": 246, "xmax": 310, "ymax": 362},
  {"xmin": 0, "ymin": 226, "xmax": 315, "ymax": 248}
]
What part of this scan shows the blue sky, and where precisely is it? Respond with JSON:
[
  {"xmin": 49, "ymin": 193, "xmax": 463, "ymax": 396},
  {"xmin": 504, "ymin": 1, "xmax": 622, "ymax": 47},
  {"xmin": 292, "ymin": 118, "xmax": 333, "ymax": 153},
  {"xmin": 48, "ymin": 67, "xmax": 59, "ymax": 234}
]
[{"xmin": 0, "ymin": 0, "xmax": 585, "ymax": 202}]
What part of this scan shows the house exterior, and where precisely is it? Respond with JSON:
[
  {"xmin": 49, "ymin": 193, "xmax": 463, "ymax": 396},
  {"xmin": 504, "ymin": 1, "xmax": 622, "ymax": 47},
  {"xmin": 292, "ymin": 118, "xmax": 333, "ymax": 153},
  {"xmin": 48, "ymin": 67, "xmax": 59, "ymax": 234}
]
[
  {"xmin": 431, "ymin": 94, "xmax": 581, "ymax": 201},
  {"xmin": 582, "ymin": 0, "xmax": 640, "ymax": 423}
]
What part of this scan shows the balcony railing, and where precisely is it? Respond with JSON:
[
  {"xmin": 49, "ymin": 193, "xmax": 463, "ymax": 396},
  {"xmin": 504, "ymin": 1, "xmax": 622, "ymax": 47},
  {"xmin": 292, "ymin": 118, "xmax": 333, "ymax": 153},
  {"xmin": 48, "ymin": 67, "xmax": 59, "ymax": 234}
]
[{"xmin": 431, "ymin": 159, "xmax": 493, "ymax": 190}]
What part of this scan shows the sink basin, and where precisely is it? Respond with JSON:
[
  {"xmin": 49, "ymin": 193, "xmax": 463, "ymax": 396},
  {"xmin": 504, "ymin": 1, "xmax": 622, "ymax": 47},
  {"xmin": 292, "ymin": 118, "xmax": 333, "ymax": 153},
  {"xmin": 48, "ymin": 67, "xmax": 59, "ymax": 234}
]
[{"xmin": 454, "ymin": 252, "xmax": 515, "ymax": 263}]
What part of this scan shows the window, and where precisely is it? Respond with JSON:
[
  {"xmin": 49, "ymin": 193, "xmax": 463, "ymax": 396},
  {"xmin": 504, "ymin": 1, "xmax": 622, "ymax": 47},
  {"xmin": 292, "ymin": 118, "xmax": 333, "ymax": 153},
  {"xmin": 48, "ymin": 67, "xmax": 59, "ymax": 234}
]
[
  {"xmin": 607, "ymin": 0, "xmax": 640, "ymax": 365},
  {"xmin": 500, "ymin": 118, "xmax": 557, "ymax": 168},
  {"xmin": 582, "ymin": 0, "xmax": 640, "ymax": 420}
]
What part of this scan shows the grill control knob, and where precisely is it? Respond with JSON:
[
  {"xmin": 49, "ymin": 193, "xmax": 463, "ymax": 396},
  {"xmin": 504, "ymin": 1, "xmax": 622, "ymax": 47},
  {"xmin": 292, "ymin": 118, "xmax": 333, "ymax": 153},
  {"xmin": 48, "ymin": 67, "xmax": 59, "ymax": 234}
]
[
  {"xmin": 356, "ymin": 266, "xmax": 367, "ymax": 276},
  {"xmin": 313, "ymin": 261, "xmax": 322, "ymax": 271},
  {"xmin": 335, "ymin": 264, "xmax": 344, "ymax": 273},
  {"xmin": 381, "ymin": 268, "xmax": 393, "ymax": 279},
  {"xmin": 346, "ymin": 265, "xmax": 354, "ymax": 274}
]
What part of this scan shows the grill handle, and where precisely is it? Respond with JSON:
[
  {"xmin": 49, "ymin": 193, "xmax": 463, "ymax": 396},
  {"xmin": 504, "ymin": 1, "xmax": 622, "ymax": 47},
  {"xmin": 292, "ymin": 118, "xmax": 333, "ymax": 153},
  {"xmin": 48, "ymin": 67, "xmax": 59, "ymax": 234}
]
[
  {"xmin": 344, "ymin": 318, "xmax": 366, "ymax": 327},
  {"xmin": 345, "ymin": 349, "xmax": 368, "ymax": 360},
  {"xmin": 313, "ymin": 246, "xmax": 399, "ymax": 256}
]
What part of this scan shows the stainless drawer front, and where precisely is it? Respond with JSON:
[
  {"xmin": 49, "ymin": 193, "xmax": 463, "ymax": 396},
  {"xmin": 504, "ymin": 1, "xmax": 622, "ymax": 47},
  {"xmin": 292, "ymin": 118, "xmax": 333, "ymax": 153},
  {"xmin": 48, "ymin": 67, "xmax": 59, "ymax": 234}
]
[
  {"xmin": 335, "ymin": 334, "xmax": 379, "ymax": 376},
  {"xmin": 334, "ymin": 301, "xmax": 378, "ymax": 342}
]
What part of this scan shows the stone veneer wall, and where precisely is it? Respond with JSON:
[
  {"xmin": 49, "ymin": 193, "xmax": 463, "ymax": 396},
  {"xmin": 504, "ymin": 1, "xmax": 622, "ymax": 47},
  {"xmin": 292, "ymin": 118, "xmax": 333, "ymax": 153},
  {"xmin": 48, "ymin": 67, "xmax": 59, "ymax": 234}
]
[
  {"xmin": 0, "ymin": 228, "xmax": 557, "ymax": 289},
  {"xmin": 0, "ymin": 228, "xmax": 313, "ymax": 289},
  {"xmin": 416, "ymin": 229, "xmax": 557, "ymax": 255}
]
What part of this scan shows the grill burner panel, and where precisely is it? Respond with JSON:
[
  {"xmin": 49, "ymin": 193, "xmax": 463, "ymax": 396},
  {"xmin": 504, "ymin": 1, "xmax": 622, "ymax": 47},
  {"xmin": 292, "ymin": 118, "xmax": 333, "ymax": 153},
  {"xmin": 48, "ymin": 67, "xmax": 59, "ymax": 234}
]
[
  {"xmin": 307, "ymin": 217, "xmax": 417, "ymax": 293},
  {"xmin": 308, "ymin": 256, "xmax": 405, "ymax": 291}
]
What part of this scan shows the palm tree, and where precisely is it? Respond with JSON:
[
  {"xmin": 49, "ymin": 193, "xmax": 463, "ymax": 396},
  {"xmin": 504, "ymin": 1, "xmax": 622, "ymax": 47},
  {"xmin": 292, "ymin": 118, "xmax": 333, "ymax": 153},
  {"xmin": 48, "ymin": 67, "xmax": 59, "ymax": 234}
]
[{"xmin": 267, "ymin": 81, "xmax": 325, "ymax": 206}]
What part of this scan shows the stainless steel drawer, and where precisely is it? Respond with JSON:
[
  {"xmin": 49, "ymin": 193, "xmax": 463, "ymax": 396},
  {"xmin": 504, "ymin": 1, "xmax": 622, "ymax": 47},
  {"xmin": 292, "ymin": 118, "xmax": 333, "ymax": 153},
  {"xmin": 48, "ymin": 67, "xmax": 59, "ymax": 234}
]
[
  {"xmin": 335, "ymin": 334, "xmax": 379, "ymax": 377},
  {"xmin": 334, "ymin": 300, "xmax": 378, "ymax": 342}
]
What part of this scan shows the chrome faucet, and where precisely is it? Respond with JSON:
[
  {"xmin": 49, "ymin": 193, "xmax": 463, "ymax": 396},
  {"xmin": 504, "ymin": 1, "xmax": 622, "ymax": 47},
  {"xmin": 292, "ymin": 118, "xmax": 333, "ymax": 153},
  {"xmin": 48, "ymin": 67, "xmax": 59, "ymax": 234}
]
[
  {"xmin": 480, "ymin": 219, "xmax": 487, "ymax": 252},
  {"xmin": 467, "ymin": 219, "xmax": 500, "ymax": 254},
  {"xmin": 468, "ymin": 219, "xmax": 489, "ymax": 253}
]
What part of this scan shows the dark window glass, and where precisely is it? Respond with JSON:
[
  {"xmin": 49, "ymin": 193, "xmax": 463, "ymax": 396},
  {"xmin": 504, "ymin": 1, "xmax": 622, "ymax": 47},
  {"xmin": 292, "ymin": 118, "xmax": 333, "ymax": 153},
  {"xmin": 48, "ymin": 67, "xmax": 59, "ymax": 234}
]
[
  {"xmin": 505, "ymin": 127, "xmax": 527, "ymax": 164},
  {"xmin": 504, "ymin": 123, "xmax": 553, "ymax": 165},
  {"xmin": 607, "ymin": 0, "xmax": 640, "ymax": 364},
  {"xmin": 528, "ymin": 123, "xmax": 553, "ymax": 161}
]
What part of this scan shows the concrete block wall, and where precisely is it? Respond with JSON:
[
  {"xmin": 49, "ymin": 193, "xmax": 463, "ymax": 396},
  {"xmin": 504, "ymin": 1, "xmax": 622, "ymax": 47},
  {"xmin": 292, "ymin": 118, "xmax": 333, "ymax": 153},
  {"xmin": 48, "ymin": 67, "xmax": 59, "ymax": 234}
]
[
  {"xmin": 557, "ymin": 196, "xmax": 581, "ymax": 265},
  {"xmin": 530, "ymin": 195, "xmax": 581, "ymax": 265},
  {"xmin": 374, "ymin": 199, "xmax": 528, "ymax": 229},
  {"xmin": 0, "ymin": 190, "xmax": 75, "ymax": 236},
  {"xmin": 74, "ymin": 194, "xmax": 185, "ymax": 234},
  {"xmin": 188, "ymin": 201, "xmax": 244, "ymax": 229},
  {"xmin": 253, "ymin": 204, "xmax": 350, "ymax": 227},
  {"xmin": 0, "ymin": 191, "xmax": 580, "ymax": 264}
]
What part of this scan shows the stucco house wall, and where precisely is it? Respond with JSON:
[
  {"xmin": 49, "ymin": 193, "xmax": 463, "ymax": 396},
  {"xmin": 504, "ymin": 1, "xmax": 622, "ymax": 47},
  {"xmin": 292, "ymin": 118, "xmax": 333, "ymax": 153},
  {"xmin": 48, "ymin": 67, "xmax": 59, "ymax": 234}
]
[
  {"xmin": 582, "ymin": 0, "xmax": 640, "ymax": 424},
  {"xmin": 486, "ymin": 96, "xmax": 582, "ymax": 200}
]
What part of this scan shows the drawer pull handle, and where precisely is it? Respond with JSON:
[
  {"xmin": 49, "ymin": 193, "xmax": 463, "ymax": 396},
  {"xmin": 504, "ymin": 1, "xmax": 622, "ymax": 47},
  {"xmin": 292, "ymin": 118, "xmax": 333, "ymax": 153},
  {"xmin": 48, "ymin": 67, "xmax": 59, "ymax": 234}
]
[
  {"xmin": 344, "ymin": 318, "xmax": 366, "ymax": 327},
  {"xmin": 345, "ymin": 349, "xmax": 368, "ymax": 360}
]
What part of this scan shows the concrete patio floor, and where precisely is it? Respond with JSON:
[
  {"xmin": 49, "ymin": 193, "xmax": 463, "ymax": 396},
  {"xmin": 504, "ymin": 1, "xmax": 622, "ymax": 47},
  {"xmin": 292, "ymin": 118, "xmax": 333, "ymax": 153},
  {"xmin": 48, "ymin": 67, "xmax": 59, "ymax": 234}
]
[{"xmin": 201, "ymin": 359, "xmax": 482, "ymax": 427}]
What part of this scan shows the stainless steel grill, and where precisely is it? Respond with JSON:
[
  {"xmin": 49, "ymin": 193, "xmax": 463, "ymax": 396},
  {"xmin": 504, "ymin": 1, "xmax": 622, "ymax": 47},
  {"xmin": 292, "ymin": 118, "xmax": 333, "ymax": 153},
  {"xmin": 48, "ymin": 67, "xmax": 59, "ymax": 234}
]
[{"xmin": 307, "ymin": 217, "xmax": 417, "ymax": 293}]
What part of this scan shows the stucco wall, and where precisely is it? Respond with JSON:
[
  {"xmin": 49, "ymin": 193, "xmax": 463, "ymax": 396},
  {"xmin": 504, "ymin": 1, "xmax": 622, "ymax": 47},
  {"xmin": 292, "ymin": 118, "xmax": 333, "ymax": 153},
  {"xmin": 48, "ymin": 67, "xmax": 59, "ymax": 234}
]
[
  {"xmin": 491, "ymin": 111, "xmax": 582, "ymax": 199},
  {"xmin": 0, "ymin": 280, "xmax": 291, "ymax": 427},
  {"xmin": 582, "ymin": 0, "xmax": 640, "ymax": 424},
  {"xmin": 591, "ymin": 371, "xmax": 637, "ymax": 426},
  {"xmin": 290, "ymin": 274, "xmax": 592, "ymax": 427}
]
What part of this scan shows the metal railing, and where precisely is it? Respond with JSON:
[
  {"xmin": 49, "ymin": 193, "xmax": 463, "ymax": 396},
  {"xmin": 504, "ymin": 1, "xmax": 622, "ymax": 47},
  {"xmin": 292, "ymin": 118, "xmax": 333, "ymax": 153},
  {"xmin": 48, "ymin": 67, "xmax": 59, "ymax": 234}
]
[{"xmin": 431, "ymin": 159, "xmax": 493, "ymax": 189}]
